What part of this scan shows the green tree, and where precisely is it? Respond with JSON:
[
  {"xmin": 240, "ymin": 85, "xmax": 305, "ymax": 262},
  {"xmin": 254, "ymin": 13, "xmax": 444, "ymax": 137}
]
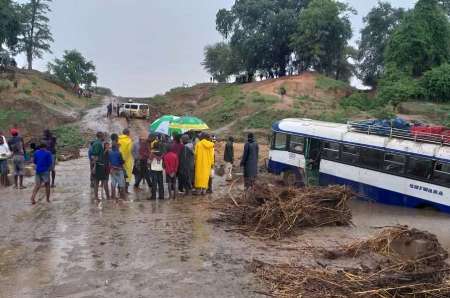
[
  {"xmin": 16, "ymin": 0, "xmax": 53, "ymax": 70},
  {"xmin": 290, "ymin": 0, "xmax": 354, "ymax": 80},
  {"xmin": 216, "ymin": 0, "xmax": 310, "ymax": 78},
  {"xmin": 377, "ymin": 67, "xmax": 424, "ymax": 107},
  {"xmin": 48, "ymin": 50, "xmax": 97, "ymax": 88},
  {"xmin": 385, "ymin": 0, "xmax": 450, "ymax": 77},
  {"xmin": 422, "ymin": 63, "xmax": 450, "ymax": 102},
  {"xmin": 357, "ymin": 2, "xmax": 405, "ymax": 88},
  {"xmin": 0, "ymin": 0, "xmax": 21, "ymax": 50},
  {"xmin": 202, "ymin": 42, "xmax": 240, "ymax": 83}
]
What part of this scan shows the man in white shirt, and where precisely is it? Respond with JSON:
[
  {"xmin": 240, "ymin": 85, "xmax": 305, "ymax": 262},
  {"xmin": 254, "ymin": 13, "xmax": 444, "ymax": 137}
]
[{"xmin": 0, "ymin": 132, "xmax": 12, "ymax": 186}]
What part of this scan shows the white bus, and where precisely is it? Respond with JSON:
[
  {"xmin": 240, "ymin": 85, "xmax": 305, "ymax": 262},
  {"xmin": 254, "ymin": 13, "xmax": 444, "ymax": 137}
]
[{"xmin": 268, "ymin": 118, "xmax": 450, "ymax": 213}]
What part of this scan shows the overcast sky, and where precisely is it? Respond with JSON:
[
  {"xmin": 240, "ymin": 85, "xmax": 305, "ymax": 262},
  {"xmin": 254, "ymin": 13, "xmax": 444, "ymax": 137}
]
[{"xmin": 17, "ymin": 0, "xmax": 416, "ymax": 97}]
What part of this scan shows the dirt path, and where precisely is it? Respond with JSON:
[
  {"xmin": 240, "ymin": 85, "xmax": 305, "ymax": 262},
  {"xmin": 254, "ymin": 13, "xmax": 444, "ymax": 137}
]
[{"xmin": 2, "ymin": 99, "xmax": 450, "ymax": 297}]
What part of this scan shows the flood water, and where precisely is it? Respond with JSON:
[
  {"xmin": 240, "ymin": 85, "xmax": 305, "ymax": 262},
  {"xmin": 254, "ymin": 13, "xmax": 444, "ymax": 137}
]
[{"xmin": 1, "ymin": 150, "xmax": 449, "ymax": 297}]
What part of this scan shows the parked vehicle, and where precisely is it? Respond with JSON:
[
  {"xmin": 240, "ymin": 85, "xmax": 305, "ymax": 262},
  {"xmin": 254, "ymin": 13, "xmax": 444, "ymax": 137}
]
[
  {"xmin": 120, "ymin": 102, "xmax": 150, "ymax": 119},
  {"xmin": 268, "ymin": 118, "xmax": 450, "ymax": 213}
]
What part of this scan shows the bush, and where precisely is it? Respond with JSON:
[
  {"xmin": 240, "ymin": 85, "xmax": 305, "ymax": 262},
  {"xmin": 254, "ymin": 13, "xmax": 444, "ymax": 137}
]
[
  {"xmin": 0, "ymin": 79, "xmax": 12, "ymax": 92},
  {"xmin": 21, "ymin": 88, "xmax": 32, "ymax": 95},
  {"xmin": 369, "ymin": 104, "xmax": 396, "ymax": 119},
  {"xmin": 422, "ymin": 64, "xmax": 450, "ymax": 102},
  {"xmin": 377, "ymin": 67, "xmax": 424, "ymax": 107},
  {"xmin": 340, "ymin": 93, "xmax": 377, "ymax": 111},
  {"xmin": 279, "ymin": 86, "xmax": 287, "ymax": 96}
]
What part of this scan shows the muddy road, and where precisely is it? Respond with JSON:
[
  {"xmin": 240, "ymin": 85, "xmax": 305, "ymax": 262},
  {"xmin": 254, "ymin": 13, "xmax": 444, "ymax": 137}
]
[{"xmin": 2, "ymin": 99, "xmax": 450, "ymax": 297}]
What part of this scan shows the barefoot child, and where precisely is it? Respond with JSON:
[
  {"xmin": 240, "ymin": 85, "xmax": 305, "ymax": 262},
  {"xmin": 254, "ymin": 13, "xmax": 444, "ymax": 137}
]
[
  {"xmin": 30, "ymin": 143, "xmax": 53, "ymax": 204},
  {"xmin": 109, "ymin": 143, "xmax": 126, "ymax": 200}
]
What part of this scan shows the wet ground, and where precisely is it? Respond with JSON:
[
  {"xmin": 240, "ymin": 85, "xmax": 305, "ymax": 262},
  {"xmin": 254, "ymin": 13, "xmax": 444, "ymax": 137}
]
[
  {"xmin": 0, "ymin": 153, "xmax": 267, "ymax": 298},
  {"xmin": 2, "ymin": 100, "xmax": 450, "ymax": 297}
]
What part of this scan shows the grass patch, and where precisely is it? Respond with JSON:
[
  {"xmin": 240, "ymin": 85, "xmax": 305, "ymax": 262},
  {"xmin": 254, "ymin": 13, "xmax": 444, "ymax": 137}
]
[
  {"xmin": 54, "ymin": 125, "xmax": 85, "ymax": 151},
  {"xmin": 297, "ymin": 95, "xmax": 314, "ymax": 102},
  {"xmin": 317, "ymin": 110, "xmax": 350, "ymax": 123},
  {"xmin": 200, "ymin": 85, "xmax": 246, "ymax": 128},
  {"xmin": 168, "ymin": 86, "xmax": 190, "ymax": 94},
  {"xmin": 0, "ymin": 110, "xmax": 31, "ymax": 130},
  {"xmin": 316, "ymin": 75, "xmax": 348, "ymax": 91},
  {"xmin": 215, "ymin": 84, "xmax": 241, "ymax": 100},
  {"xmin": 241, "ymin": 109, "xmax": 303, "ymax": 130},
  {"xmin": 202, "ymin": 98, "xmax": 245, "ymax": 128},
  {"xmin": 56, "ymin": 92, "xmax": 65, "ymax": 99},
  {"xmin": 250, "ymin": 92, "xmax": 278, "ymax": 104},
  {"xmin": 202, "ymin": 85, "xmax": 280, "ymax": 129},
  {"xmin": 0, "ymin": 79, "xmax": 13, "ymax": 92},
  {"xmin": 150, "ymin": 95, "xmax": 168, "ymax": 106}
]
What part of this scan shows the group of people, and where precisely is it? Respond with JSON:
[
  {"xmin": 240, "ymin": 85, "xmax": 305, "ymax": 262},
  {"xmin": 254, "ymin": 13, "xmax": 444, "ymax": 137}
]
[
  {"xmin": 0, "ymin": 127, "xmax": 58, "ymax": 204},
  {"xmin": 88, "ymin": 128, "xmax": 260, "ymax": 202},
  {"xmin": 0, "ymin": 124, "xmax": 260, "ymax": 205}
]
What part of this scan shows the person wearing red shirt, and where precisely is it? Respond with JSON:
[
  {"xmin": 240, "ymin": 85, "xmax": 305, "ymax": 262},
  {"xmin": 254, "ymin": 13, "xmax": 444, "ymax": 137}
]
[{"xmin": 163, "ymin": 149, "xmax": 179, "ymax": 199}]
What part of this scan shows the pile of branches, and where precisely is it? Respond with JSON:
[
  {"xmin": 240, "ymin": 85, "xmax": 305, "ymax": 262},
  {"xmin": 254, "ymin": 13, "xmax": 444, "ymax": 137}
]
[
  {"xmin": 251, "ymin": 226, "xmax": 450, "ymax": 297},
  {"xmin": 214, "ymin": 183, "xmax": 353, "ymax": 239},
  {"xmin": 327, "ymin": 226, "xmax": 449, "ymax": 274}
]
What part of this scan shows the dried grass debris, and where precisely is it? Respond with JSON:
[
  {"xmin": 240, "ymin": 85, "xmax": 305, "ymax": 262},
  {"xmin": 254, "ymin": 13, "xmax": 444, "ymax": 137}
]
[{"xmin": 213, "ymin": 183, "xmax": 353, "ymax": 239}]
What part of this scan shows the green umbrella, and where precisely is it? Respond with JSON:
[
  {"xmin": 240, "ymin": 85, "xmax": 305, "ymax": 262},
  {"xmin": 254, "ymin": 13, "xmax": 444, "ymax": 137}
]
[
  {"xmin": 169, "ymin": 116, "xmax": 209, "ymax": 133},
  {"xmin": 149, "ymin": 115, "xmax": 180, "ymax": 135}
]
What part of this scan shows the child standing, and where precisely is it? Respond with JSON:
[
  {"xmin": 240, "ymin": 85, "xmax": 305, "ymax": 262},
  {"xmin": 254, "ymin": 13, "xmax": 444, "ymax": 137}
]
[
  {"xmin": 163, "ymin": 148, "xmax": 179, "ymax": 199},
  {"xmin": 30, "ymin": 144, "xmax": 53, "ymax": 204},
  {"xmin": 109, "ymin": 143, "xmax": 126, "ymax": 200},
  {"xmin": 150, "ymin": 143, "xmax": 164, "ymax": 200}
]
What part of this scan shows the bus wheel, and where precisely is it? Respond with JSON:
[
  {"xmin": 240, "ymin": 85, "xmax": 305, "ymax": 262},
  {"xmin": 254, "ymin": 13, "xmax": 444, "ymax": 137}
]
[{"xmin": 283, "ymin": 170, "xmax": 297, "ymax": 187}]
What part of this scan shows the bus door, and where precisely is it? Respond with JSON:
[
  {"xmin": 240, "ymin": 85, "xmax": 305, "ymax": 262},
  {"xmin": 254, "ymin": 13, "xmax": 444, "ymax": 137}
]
[{"xmin": 304, "ymin": 138, "xmax": 322, "ymax": 186}]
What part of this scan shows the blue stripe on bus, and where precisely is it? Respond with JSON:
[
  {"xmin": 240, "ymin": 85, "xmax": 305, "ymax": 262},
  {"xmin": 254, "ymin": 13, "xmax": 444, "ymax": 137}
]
[
  {"xmin": 319, "ymin": 173, "xmax": 450, "ymax": 213},
  {"xmin": 267, "ymin": 159, "xmax": 295, "ymax": 175},
  {"xmin": 272, "ymin": 126, "xmax": 450, "ymax": 164}
]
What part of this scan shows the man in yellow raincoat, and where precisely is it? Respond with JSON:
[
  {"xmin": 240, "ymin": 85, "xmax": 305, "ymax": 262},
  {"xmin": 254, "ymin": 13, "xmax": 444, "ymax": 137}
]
[
  {"xmin": 194, "ymin": 133, "xmax": 214, "ymax": 194},
  {"xmin": 118, "ymin": 128, "xmax": 133, "ymax": 192}
]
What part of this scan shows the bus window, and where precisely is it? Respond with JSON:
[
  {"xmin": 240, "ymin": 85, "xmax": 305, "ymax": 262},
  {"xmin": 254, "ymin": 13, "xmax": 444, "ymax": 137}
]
[
  {"xmin": 433, "ymin": 162, "xmax": 450, "ymax": 187},
  {"xmin": 289, "ymin": 135, "xmax": 304, "ymax": 154},
  {"xmin": 125, "ymin": 104, "xmax": 130, "ymax": 109},
  {"xmin": 322, "ymin": 142, "xmax": 340, "ymax": 160},
  {"xmin": 341, "ymin": 144, "xmax": 359, "ymax": 164},
  {"xmin": 360, "ymin": 147, "xmax": 383, "ymax": 170},
  {"xmin": 273, "ymin": 133, "xmax": 287, "ymax": 151},
  {"xmin": 406, "ymin": 157, "xmax": 433, "ymax": 180},
  {"xmin": 130, "ymin": 105, "xmax": 138, "ymax": 110},
  {"xmin": 384, "ymin": 153, "xmax": 405, "ymax": 174},
  {"xmin": 139, "ymin": 105, "xmax": 149, "ymax": 110}
]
